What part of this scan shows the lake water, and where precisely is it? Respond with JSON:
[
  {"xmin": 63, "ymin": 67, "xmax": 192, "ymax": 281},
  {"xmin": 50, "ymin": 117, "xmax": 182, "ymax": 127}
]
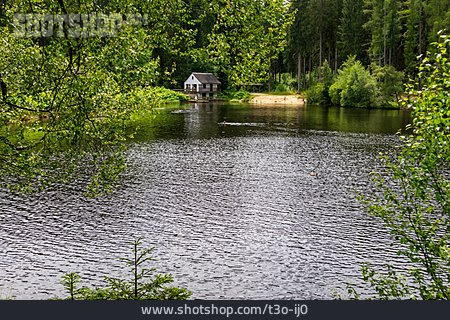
[{"xmin": 0, "ymin": 103, "xmax": 411, "ymax": 299}]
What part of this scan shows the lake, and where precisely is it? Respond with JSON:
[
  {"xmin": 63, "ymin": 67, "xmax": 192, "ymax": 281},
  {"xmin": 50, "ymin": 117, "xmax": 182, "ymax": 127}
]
[{"xmin": 0, "ymin": 103, "xmax": 411, "ymax": 299}]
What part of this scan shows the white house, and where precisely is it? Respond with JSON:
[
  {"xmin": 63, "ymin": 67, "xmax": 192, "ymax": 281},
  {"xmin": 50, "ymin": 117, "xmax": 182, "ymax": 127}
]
[{"xmin": 184, "ymin": 72, "xmax": 221, "ymax": 100}]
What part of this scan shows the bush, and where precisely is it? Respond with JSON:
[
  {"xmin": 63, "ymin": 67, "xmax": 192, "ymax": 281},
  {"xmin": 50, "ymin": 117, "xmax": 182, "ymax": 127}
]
[
  {"xmin": 370, "ymin": 63, "xmax": 404, "ymax": 105},
  {"xmin": 329, "ymin": 56, "xmax": 378, "ymax": 108},
  {"xmin": 306, "ymin": 61, "xmax": 334, "ymax": 105},
  {"xmin": 274, "ymin": 83, "xmax": 294, "ymax": 93},
  {"xmin": 273, "ymin": 73, "xmax": 297, "ymax": 93},
  {"xmin": 354, "ymin": 33, "xmax": 450, "ymax": 300},
  {"xmin": 147, "ymin": 87, "xmax": 189, "ymax": 102},
  {"xmin": 306, "ymin": 83, "xmax": 327, "ymax": 105},
  {"xmin": 61, "ymin": 238, "xmax": 192, "ymax": 300},
  {"xmin": 220, "ymin": 90, "xmax": 251, "ymax": 102}
]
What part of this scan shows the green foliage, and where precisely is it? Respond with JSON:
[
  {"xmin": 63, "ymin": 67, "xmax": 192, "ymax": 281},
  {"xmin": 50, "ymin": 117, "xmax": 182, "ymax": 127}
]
[
  {"xmin": 61, "ymin": 238, "xmax": 192, "ymax": 300},
  {"xmin": 338, "ymin": 0, "xmax": 369, "ymax": 64},
  {"xmin": 329, "ymin": 56, "xmax": 378, "ymax": 108},
  {"xmin": 306, "ymin": 61, "xmax": 334, "ymax": 105},
  {"xmin": 207, "ymin": 0, "xmax": 295, "ymax": 87},
  {"xmin": 61, "ymin": 273, "xmax": 81, "ymax": 300},
  {"xmin": 364, "ymin": 0, "xmax": 402, "ymax": 66},
  {"xmin": 273, "ymin": 73, "xmax": 297, "ymax": 93},
  {"xmin": 146, "ymin": 87, "xmax": 189, "ymax": 103},
  {"xmin": 357, "ymin": 33, "xmax": 450, "ymax": 300},
  {"xmin": 306, "ymin": 83, "xmax": 327, "ymax": 105},
  {"xmin": 285, "ymin": 0, "xmax": 448, "ymax": 84},
  {"xmin": 286, "ymin": 0, "xmax": 342, "ymax": 85},
  {"xmin": 0, "ymin": 22, "xmax": 150, "ymax": 196},
  {"xmin": 0, "ymin": 0, "xmax": 196, "ymax": 196},
  {"xmin": 424, "ymin": 0, "xmax": 450, "ymax": 43},
  {"xmin": 403, "ymin": 0, "xmax": 424, "ymax": 74},
  {"xmin": 370, "ymin": 63, "xmax": 404, "ymax": 106},
  {"xmin": 220, "ymin": 90, "xmax": 252, "ymax": 102}
]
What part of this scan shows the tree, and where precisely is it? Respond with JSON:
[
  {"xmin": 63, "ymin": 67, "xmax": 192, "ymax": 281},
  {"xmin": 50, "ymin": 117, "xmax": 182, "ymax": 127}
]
[
  {"xmin": 286, "ymin": 0, "xmax": 313, "ymax": 92},
  {"xmin": 329, "ymin": 56, "xmax": 378, "ymax": 107},
  {"xmin": 207, "ymin": 0, "xmax": 294, "ymax": 87},
  {"xmin": 338, "ymin": 0, "xmax": 369, "ymax": 64},
  {"xmin": 404, "ymin": 0, "xmax": 425, "ymax": 74},
  {"xmin": 425, "ymin": 0, "xmax": 450, "ymax": 43},
  {"xmin": 364, "ymin": 0, "xmax": 402, "ymax": 67},
  {"xmin": 370, "ymin": 63, "xmax": 404, "ymax": 105},
  {"xmin": 61, "ymin": 238, "xmax": 192, "ymax": 300},
  {"xmin": 0, "ymin": 0, "xmax": 195, "ymax": 196},
  {"xmin": 306, "ymin": 60, "xmax": 334, "ymax": 105},
  {"xmin": 357, "ymin": 32, "xmax": 449, "ymax": 300}
]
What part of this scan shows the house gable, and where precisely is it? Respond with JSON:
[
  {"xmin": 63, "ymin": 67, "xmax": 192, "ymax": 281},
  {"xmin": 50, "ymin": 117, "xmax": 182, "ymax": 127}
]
[
  {"xmin": 184, "ymin": 73, "xmax": 220, "ymax": 86},
  {"xmin": 184, "ymin": 73, "xmax": 220, "ymax": 97},
  {"xmin": 184, "ymin": 73, "xmax": 201, "ymax": 85}
]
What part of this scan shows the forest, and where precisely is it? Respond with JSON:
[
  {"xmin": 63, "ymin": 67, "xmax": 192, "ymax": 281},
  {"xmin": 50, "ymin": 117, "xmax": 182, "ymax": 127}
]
[
  {"xmin": 285, "ymin": 0, "xmax": 450, "ymax": 76},
  {"xmin": 0, "ymin": 0, "xmax": 449, "ymax": 198},
  {"xmin": 0, "ymin": 0, "xmax": 449, "ymax": 301}
]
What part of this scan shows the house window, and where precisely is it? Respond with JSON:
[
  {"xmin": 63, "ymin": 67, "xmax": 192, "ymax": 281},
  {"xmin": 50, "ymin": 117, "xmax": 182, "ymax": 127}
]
[
  {"xmin": 203, "ymin": 84, "xmax": 207, "ymax": 89},
  {"xmin": 186, "ymin": 84, "xmax": 191, "ymax": 91},
  {"xmin": 192, "ymin": 76, "xmax": 194, "ymax": 80}
]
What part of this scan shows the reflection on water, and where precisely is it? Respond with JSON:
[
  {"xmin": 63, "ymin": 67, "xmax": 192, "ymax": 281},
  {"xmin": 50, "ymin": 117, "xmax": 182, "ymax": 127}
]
[
  {"xmin": 0, "ymin": 103, "xmax": 411, "ymax": 299},
  {"xmin": 135, "ymin": 103, "xmax": 411, "ymax": 141}
]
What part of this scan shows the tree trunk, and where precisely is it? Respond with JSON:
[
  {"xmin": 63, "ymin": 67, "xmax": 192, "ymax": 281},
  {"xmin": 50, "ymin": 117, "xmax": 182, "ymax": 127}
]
[
  {"xmin": 418, "ymin": 0, "xmax": 424, "ymax": 89},
  {"xmin": 334, "ymin": 46, "xmax": 338, "ymax": 74},
  {"xmin": 319, "ymin": 0, "xmax": 323, "ymax": 70},
  {"xmin": 297, "ymin": 52, "xmax": 302, "ymax": 94},
  {"xmin": 389, "ymin": 48, "xmax": 392, "ymax": 66},
  {"xmin": 383, "ymin": 1, "xmax": 387, "ymax": 66},
  {"xmin": 309, "ymin": 55, "xmax": 312, "ymax": 73},
  {"xmin": 319, "ymin": 29, "xmax": 323, "ymax": 70},
  {"xmin": 418, "ymin": 1, "xmax": 423, "ymax": 55},
  {"xmin": 303, "ymin": 56, "xmax": 306, "ymax": 89}
]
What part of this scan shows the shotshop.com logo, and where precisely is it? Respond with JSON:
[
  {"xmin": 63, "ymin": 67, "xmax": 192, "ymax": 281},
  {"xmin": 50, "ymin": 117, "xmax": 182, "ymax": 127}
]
[{"xmin": 12, "ymin": 13, "xmax": 148, "ymax": 38}]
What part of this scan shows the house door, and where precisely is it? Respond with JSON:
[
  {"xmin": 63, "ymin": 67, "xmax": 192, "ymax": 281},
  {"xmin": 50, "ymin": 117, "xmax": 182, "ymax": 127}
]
[{"xmin": 193, "ymin": 84, "xmax": 197, "ymax": 92}]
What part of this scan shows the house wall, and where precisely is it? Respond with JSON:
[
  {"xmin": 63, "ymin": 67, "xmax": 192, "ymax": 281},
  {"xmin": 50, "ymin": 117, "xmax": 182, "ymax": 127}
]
[
  {"xmin": 184, "ymin": 74, "xmax": 202, "ymax": 91},
  {"xmin": 184, "ymin": 74, "xmax": 220, "ymax": 93}
]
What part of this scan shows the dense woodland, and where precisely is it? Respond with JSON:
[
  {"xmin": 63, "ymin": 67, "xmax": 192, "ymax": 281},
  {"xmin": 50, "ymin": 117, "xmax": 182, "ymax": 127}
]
[
  {"xmin": 1, "ymin": 1, "xmax": 449, "ymax": 89},
  {"xmin": 286, "ymin": 0, "xmax": 450, "ymax": 72},
  {"xmin": 0, "ymin": 0, "xmax": 448, "ymax": 192},
  {"xmin": 284, "ymin": 0, "xmax": 450, "ymax": 92},
  {"xmin": 0, "ymin": 1, "xmax": 449, "ymax": 300}
]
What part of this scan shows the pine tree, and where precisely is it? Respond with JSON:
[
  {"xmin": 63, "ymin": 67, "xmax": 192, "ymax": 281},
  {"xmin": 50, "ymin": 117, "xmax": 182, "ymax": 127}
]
[
  {"xmin": 404, "ymin": 0, "xmax": 424, "ymax": 74},
  {"xmin": 338, "ymin": 0, "xmax": 369, "ymax": 64},
  {"xmin": 425, "ymin": 0, "xmax": 450, "ymax": 43},
  {"xmin": 364, "ymin": 0, "xmax": 402, "ymax": 66}
]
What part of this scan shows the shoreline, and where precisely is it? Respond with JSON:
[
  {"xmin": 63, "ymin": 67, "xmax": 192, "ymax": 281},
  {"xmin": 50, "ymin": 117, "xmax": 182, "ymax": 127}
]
[{"xmin": 249, "ymin": 94, "xmax": 306, "ymax": 106}]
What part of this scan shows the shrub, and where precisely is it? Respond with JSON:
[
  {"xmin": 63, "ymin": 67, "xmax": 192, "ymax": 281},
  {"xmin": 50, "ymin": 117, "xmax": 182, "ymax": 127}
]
[
  {"xmin": 370, "ymin": 63, "xmax": 404, "ymax": 106},
  {"xmin": 306, "ymin": 83, "xmax": 327, "ymax": 105},
  {"xmin": 148, "ymin": 87, "xmax": 189, "ymax": 102},
  {"xmin": 354, "ymin": 33, "xmax": 450, "ymax": 300},
  {"xmin": 273, "ymin": 73, "xmax": 297, "ymax": 93},
  {"xmin": 61, "ymin": 238, "xmax": 192, "ymax": 300},
  {"xmin": 220, "ymin": 90, "xmax": 251, "ymax": 102},
  {"xmin": 306, "ymin": 61, "xmax": 334, "ymax": 105},
  {"xmin": 329, "ymin": 56, "xmax": 378, "ymax": 108}
]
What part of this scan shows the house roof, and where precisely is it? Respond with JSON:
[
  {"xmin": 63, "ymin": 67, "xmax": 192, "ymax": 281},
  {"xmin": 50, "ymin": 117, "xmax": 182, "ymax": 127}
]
[{"xmin": 192, "ymin": 73, "xmax": 221, "ymax": 84}]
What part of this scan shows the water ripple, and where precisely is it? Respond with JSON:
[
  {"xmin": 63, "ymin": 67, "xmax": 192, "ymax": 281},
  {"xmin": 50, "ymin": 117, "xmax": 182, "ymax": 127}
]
[{"xmin": 0, "ymin": 129, "xmax": 408, "ymax": 299}]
